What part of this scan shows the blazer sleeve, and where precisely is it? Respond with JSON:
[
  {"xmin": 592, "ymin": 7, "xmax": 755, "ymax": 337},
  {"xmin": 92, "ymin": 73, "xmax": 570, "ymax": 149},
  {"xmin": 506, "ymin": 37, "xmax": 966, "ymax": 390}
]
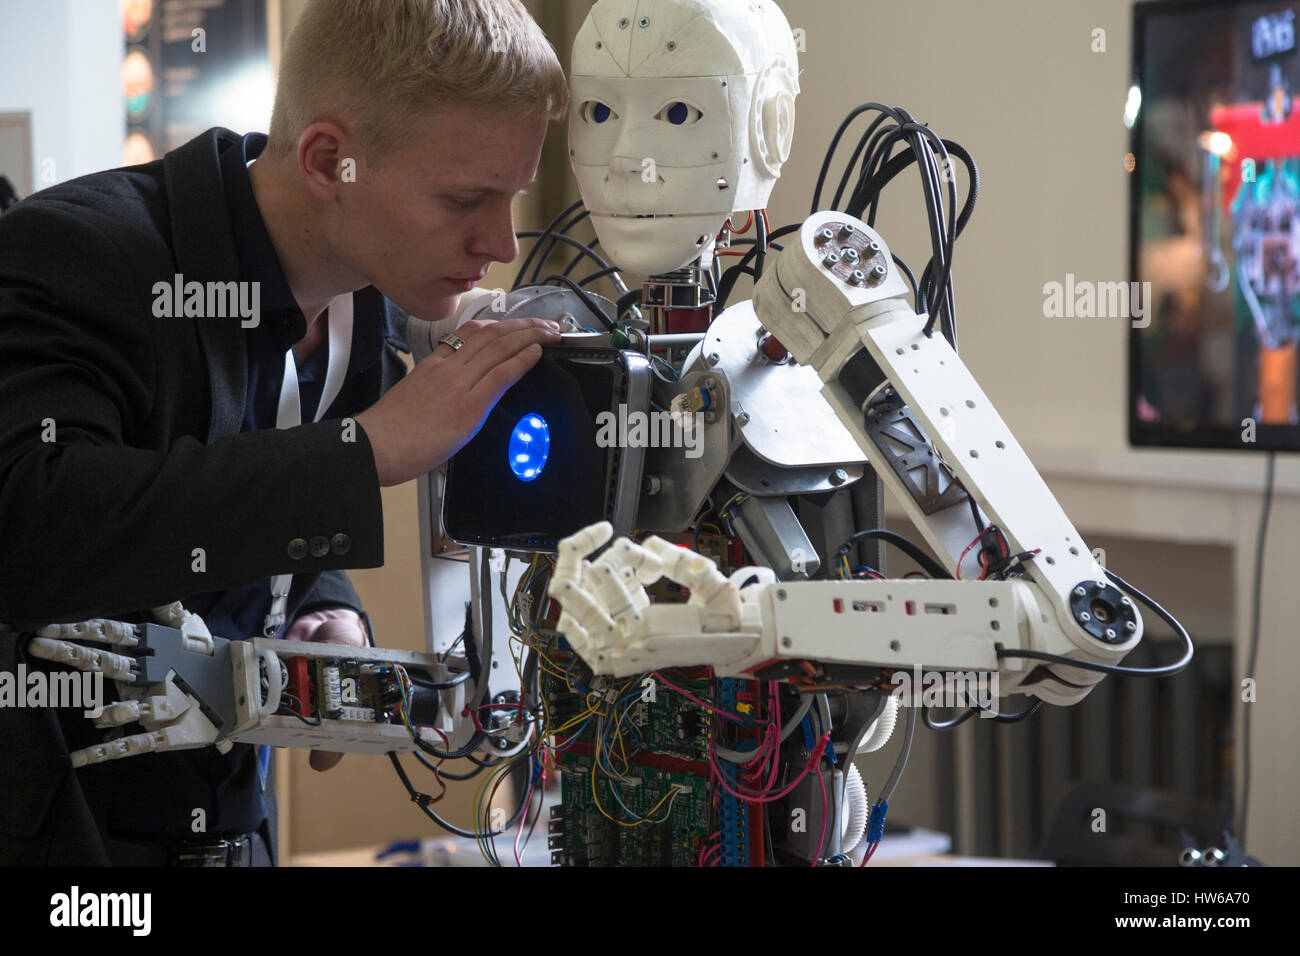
[{"xmin": 0, "ymin": 202, "xmax": 385, "ymax": 630}]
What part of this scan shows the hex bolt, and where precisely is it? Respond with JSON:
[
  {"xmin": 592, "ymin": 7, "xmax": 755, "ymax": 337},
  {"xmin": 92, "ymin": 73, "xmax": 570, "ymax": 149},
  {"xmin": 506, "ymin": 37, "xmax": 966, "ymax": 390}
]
[
  {"xmin": 839, "ymin": 223, "xmax": 855, "ymax": 239},
  {"xmin": 849, "ymin": 270, "xmax": 865, "ymax": 285},
  {"xmin": 841, "ymin": 247, "xmax": 859, "ymax": 263},
  {"xmin": 817, "ymin": 227, "xmax": 835, "ymax": 244},
  {"xmin": 822, "ymin": 252, "xmax": 840, "ymax": 268}
]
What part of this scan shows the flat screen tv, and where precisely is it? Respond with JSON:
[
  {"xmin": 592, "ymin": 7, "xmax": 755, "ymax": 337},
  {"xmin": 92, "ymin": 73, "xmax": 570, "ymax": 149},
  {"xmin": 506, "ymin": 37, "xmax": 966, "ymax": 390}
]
[{"xmin": 1131, "ymin": 0, "xmax": 1300, "ymax": 451}]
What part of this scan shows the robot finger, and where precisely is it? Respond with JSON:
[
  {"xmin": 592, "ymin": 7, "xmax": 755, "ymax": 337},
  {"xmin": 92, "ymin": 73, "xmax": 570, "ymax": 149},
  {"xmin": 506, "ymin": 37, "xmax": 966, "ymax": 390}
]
[
  {"xmin": 553, "ymin": 521, "xmax": 614, "ymax": 587},
  {"xmin": 35, "ymin": 618, "xmax": 139, "ymax": 648},
  {"xmin": 26, "ymin": 637, "xmax": 137, "ymax": 681}
]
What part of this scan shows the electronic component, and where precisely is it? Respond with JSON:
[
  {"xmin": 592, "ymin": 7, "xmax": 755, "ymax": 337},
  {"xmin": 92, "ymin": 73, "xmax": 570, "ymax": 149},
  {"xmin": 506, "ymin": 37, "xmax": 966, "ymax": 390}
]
[{"xmin": 443, "ymin": 345, "xmax": 652, "ymax": 550}]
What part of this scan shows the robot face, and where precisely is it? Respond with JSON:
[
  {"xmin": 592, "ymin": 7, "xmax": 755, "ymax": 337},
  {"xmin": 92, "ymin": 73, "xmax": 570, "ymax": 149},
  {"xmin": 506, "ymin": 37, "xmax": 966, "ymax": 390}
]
[{"xmin": 569, "ymin": 0, "xmax": 799, "ymax": 276}]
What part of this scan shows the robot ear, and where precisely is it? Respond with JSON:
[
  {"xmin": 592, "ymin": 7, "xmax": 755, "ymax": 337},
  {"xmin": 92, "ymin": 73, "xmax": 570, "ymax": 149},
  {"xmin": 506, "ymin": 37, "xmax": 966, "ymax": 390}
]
[{"xmin": 750, "ymin": 56, "xmax": 799, "ymax": 177}]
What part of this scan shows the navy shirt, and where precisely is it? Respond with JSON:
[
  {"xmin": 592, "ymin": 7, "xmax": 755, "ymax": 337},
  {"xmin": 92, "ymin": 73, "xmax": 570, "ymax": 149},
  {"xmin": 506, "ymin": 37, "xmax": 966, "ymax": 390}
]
[{"xmin": 74, "ymin": 132, "xmax": 388, "ymax": 842}]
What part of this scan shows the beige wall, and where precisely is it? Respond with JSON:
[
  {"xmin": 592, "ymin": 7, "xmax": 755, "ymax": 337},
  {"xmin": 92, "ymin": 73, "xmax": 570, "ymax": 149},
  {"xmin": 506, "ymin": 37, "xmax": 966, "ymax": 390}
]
[{"xmin": 278, "ymin": 0, "xmax": 1300, "ymax": 863}]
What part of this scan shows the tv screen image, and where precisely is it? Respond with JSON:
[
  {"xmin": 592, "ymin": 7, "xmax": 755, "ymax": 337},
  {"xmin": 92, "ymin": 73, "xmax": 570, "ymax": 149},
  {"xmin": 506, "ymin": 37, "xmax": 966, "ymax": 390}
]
[{"xmin": 1130, "ymin": 0, "xmax": 1300, "ymax": 451}]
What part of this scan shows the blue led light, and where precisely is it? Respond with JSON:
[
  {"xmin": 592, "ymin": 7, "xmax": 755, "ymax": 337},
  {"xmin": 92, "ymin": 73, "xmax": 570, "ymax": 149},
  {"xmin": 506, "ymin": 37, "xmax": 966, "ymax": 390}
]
[{"xmin": 508, "ymin": 413, "xmax": 550, "ymax": 481}]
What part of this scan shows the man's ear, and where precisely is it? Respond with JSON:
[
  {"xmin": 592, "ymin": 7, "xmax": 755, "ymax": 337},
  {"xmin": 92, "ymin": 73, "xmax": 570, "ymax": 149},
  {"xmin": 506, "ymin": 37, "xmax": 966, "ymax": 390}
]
[{"xmin": 297, "ymin": 121, "xmax": 352, "ymax": 202}]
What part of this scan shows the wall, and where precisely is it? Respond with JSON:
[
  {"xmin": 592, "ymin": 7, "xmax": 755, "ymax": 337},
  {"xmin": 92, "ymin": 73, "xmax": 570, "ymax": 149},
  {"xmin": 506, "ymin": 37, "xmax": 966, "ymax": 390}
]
[{"xmin": 0, "ymin": 0, "xmax": 122, "ymax": 191}]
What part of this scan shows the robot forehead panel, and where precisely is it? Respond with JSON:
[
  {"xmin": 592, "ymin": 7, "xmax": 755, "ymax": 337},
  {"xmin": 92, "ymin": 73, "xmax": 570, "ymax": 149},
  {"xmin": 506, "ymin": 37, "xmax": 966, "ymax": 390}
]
[
  {"xmin": 570, "ymin": 0, "xmax": 796, "ymax": 78},
  {"xmin": 569, "ymin": 0, "xmax": 799, "ymax": 276}
]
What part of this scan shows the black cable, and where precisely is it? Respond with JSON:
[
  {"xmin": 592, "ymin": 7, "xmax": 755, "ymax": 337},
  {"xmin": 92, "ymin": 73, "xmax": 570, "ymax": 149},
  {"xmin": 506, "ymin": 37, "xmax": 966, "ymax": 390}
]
[
  {"xmin": 387, "ymin": 751, "xmax": 528, "ymax": 838},
  {"xmin": 923, "ymin": 705, "xmax": 978, "ymax": 730},
  {"xmin": 833, "ymin": 528, "xmax": 953, "ymax": 580},
  {"xmin": 994, "ymin": 567, "xmax": 1193, "ymax": 678},
  {"xmin": 578, "ymin": 264, "xmax": 622, "ymax": 288},
  {"xmin": 531, "ymin": 209, "xmax": 592, "ymax": 285},
  {"xmin": 514, "ymin": 230, "xmax": 614, "ymax": 284},
  {"xmin": 715, "ymin": 222, "xmax": 800, "ymax": 310},
  {"xmin": 539, "ymin": 273, "xmax": 616, "ymax": 330},
  {"xmin": 514, "ymin": 200, "xmax": 585, "ymax": 289},
  {"xmin": 562, "ymin": 234, "xmax": 605, "ymax": 278},
  {"xmin": 1239, "ymin": 451, "xmax": 1276, "ymax": 846},
  {"xmin": 755, "ymin": 209, "xmax": 768, "ymax": 279},
  {"xmin": 616, "ymin": 288, "xmax": 643, "ymax": 320},
  {"xmin": 412, "ymin": 749, "xmax": 487, "ymax": 781}
]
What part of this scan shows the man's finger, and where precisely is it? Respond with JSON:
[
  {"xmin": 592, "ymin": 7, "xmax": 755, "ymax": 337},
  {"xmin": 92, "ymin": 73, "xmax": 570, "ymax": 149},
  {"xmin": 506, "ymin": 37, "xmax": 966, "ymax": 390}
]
[{"xmin": 471, "ymin": 342, "xmax": 545, "ymax": 404}]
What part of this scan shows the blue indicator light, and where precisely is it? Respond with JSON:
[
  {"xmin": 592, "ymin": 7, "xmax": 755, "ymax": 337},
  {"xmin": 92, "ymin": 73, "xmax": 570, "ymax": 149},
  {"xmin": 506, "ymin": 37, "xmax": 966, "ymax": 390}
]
[{"xmin": 509, "ymin": 413, "xmax": 549, "ymax": 481}]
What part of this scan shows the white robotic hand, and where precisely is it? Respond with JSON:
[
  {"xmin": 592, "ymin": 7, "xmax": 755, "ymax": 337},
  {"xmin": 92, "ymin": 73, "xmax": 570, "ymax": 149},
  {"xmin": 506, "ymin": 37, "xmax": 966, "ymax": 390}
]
[
  {"xmin": 25, "ymin": 602, "xmax": 229, "ymax": 767},
  {"xmin": 548, "ymin": 521, "xmax": 771, "ymax": 676}
]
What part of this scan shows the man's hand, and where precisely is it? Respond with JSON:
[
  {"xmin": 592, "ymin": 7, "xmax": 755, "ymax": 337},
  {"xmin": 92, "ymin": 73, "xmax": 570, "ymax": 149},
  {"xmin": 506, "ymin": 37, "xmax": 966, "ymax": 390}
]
[
  {"xmin": 283, "ymin": 608, "xmax": 368, "ymax": 772},
  {"xmin": 355, "ymin": 316, "xmax": 562, "ymax": 487}
]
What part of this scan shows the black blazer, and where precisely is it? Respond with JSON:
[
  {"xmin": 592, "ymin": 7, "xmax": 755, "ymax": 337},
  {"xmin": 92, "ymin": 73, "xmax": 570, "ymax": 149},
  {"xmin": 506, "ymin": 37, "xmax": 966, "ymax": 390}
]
[{"xmin": 0, "ymin": 128, "xmax": 410, "ymax": 863}]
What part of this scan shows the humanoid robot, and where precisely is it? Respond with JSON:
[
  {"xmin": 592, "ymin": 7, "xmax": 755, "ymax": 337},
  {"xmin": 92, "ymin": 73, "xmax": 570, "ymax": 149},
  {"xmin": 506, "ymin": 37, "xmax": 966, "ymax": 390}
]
[{"xmin": 7, "ymin": 0, "xmax": 1191, "ymax": 866}]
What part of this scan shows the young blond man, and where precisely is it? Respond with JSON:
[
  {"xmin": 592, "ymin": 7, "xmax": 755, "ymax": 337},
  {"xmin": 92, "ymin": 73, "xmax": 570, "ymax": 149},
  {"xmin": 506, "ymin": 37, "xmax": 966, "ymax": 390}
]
[{"xmin": 0, "ymin": 0, "xmax": 564, "ymax": 865}]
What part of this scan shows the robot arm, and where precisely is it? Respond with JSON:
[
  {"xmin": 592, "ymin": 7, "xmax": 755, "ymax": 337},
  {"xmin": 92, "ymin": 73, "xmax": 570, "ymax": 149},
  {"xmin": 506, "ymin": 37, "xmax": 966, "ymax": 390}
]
[
  {"xmin": 19, "ymin": 602, "xmax": 477, "ymax": 767},
  {"xmin": 547, "ymin": 210, "xmax": 1166, "ymax": 706}
]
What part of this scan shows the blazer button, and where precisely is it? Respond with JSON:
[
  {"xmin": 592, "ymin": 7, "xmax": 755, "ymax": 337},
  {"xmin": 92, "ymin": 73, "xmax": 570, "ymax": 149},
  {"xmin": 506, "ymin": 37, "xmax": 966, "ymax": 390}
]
[
  {"xmin": 287, "ymin": 537, "xmax": 307, "ymax": 560},
  {"xmin": 309, "ymin": 535, "xmax": 330, "ymax": 558},
  {"xmin": 331, "ymin": 533, "xmax": 351, "ymax": 555}
]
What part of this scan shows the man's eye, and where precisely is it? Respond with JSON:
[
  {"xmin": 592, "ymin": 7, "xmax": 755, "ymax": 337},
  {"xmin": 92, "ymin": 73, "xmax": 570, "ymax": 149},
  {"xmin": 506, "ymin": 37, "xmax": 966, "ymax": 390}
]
[
  {"xmin": 656, "ymin": 101, "xmax": 703, "ymax": 125},
  {"xmin": 580, "ymin": 100, "xmax": 618, "ymax": 124}
]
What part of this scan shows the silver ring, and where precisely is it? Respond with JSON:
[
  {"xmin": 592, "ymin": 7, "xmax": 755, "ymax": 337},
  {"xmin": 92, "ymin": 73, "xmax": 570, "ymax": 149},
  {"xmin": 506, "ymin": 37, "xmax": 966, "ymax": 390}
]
[{"xmin": 437, "ymin": 332, "xmax": 465, "ymax": 352}]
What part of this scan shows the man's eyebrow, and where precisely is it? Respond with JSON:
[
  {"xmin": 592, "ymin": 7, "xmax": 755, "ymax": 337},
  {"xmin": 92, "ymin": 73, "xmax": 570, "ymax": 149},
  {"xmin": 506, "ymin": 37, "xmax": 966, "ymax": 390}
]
[{"xmin": 444, "ymin": 176, "xmax": 539, "ymax": 197}]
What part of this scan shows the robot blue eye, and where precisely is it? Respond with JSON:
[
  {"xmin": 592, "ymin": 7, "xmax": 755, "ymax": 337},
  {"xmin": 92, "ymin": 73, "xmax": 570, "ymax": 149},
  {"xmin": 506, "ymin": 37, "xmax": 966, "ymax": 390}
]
[
  {"xmin": 666, "ymin": 101, "xmax": 690, "ymax": 125},
  {"xmin": 593, "ymin": 102, "xmax": 611, "ymax": 123},
  {"xmin": 508, "ymin": 414, "xmax": 550, "ymax": 481}
]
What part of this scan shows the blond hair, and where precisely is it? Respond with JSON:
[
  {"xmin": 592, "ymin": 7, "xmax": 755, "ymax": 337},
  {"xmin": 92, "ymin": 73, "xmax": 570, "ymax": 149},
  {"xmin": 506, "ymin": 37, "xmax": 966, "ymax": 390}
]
[{"xmin": 266, "ymin": 0, "xmax": 567, "ymax": 158}]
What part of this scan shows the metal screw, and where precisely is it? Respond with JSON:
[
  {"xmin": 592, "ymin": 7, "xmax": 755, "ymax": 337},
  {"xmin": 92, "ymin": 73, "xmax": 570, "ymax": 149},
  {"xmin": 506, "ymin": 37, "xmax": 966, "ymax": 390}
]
[
  {"xmin": 1105, "ymin": 628, "xmax": 1116, "ymax": 640},
  {"xmin": 716, "ymin": 177, "xmax": 729, "ymax": 190},
  {"xmin": 841, "ymin": 247, "xmax": 859, "ymax": 264},
  {"xmin": 839, "ymin": 223, "xmax": 855, "ymax": 238},
  {"xmin": 868, "ymin": 240, "xmax": 880, "ymax": 254},
  {"xmin": 618, "ymin": 16, "xmax": 629, "ymax": 27},
  {"xmin": 1096, "ymin": 580, "xmax": 1107, "ymax": 589},
  {"xmin": 776, "ymin": 589, "xmax": 787, "ymax": 600},
  {"xmin": 639, "ymin": 15, "xmax": 650, "ymax": 27},
  {"xmin": 829, "ymin": 468, "xmax": 848, "ymax": 486},
  {"xmin": 817, "ymin": 227, "xmax": 835, "ymax": 243},
  {"xmin": 737, "ymin": 411, "xmax": 750, "ymax": 426},
  {"xmin": 849, "ymin": 270, "xmax": 865, "ymax": 285},
  {"xmin": 1124, "ymin": 621, "xmax": 1137, "ymax": 632},
  {"xmin": 1080, "ymin": 611, "xmax": 1092, "ymax": 623},
  {"xmin": 781, "ymin": 636, "xmax": 792, "ymax": 648},
  {"xmin": 643, "ymin": 474, "xmax": 662, "ymax": 495},
  {"xmin": 1120, "ymin": 596, "xmax": 1132, "ymax": 606},
  {"xmin": 822, "ymin": 252, "xmax": 839, "ymax": 268},
  {"xmin": 1073, "ymin": 586, "xmax": 1086, "ymax": 597},
  {"xmin": 667, "ymin": 40, "xmax": 676, "ymax": 50}
]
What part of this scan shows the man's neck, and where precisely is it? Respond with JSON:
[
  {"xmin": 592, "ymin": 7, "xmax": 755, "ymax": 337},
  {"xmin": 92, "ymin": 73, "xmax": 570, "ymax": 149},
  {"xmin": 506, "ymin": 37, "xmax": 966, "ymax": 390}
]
[{"xmin": 246, "ymin": 155, "xmax": 358, "ymax": 326}]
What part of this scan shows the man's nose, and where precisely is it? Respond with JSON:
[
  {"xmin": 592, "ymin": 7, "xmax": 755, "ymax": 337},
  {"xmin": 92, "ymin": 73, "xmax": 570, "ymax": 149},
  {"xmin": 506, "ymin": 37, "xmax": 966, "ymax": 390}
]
[{"xmin": 474, "ymin": 202, "xmax": 519, "ymax": 263}]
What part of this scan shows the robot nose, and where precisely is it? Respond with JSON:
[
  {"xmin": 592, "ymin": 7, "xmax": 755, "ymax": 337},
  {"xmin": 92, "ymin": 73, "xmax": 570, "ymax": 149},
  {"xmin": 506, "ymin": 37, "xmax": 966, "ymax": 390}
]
[{"xmin": 609, "ymin": 155, "xmax": 644, "ymax": 176}]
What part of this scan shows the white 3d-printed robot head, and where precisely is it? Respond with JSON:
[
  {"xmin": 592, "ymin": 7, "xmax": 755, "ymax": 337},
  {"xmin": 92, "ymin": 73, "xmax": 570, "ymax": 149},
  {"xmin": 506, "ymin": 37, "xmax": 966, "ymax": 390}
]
[{"xmin": 569, "ymin": 0, "xmax": 799, "ymax": 276}]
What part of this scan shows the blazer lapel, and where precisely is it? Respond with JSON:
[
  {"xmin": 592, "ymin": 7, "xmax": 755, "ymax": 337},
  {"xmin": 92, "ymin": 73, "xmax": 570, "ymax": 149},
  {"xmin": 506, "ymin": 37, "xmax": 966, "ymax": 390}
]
[{"xmin": 162, "ymin": 127, "xmax": 248, "ymax": 443}]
